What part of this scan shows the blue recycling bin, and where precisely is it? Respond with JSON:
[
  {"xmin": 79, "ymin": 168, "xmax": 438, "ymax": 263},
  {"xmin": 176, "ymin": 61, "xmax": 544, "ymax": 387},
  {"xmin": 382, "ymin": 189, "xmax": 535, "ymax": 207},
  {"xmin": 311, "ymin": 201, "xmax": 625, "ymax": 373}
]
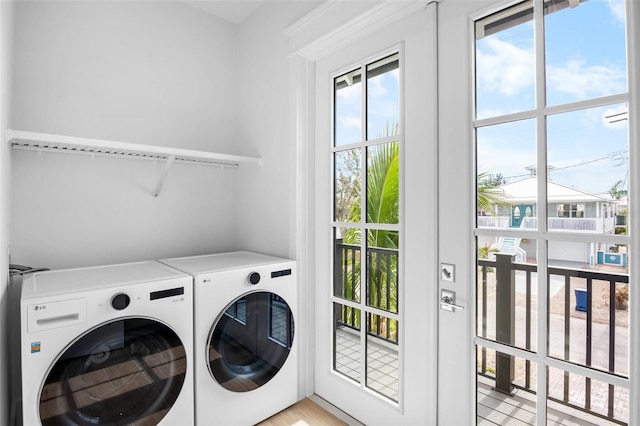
[{"xmin": 575, "ymin": 288, "xmax": 587, "ymax": 312}]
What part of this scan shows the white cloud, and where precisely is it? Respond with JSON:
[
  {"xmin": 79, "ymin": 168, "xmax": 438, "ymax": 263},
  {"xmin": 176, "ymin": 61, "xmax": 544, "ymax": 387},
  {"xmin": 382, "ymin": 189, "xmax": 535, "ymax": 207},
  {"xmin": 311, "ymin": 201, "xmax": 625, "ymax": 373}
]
[
  {"xmin": 606, "ymin": 0, "xmax": 626, "ymax": 25},
  {"xmin": 476, "ymin": 108, "xmax": 505, "ymax": 120},
  {"xmin": 476, "ymin": 37, "xmax": 534, "ymax": 96},
  {"xmin": 547, "ymin": 58, "xmax": 626, "ymax": 99},
  {"xmin": 477, "ymin": 147, "xmax": 535, "ymax": 180},
  {"xmin": 368, "ymin": 74, "xmax": 388, "ymax": 99},
  {"xmin": 340, "ymin": 116, "xmax": 361, "ymax": 129},
  {"xmin": 336, "ymin": 83, "xmax": 361, "ymax": 103},
  {"xmin": 391, "ymin": 68, "xmax": 399, "ymax": 82},
  {"xmin": 477, "ymin": 35, "xmax": 625, "ymax": 104}
]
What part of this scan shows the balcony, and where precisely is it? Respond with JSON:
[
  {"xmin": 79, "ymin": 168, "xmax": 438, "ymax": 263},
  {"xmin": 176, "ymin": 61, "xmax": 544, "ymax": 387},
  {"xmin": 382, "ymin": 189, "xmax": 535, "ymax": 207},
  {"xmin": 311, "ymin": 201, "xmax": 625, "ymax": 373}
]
[
  {"xmin": 334, "ymin": 239, "xmax": 399, "ymax": 401},
  {"xmin": 333, "ymin": 243, "xmax": 629, "ymax": 424},
  {"xmin": 478, "ymin": 215, "xmax": 617, "ymax": 234},
  {"xmin": 477, "ymin": 254, "xmax": 629, "ymax": 425}
]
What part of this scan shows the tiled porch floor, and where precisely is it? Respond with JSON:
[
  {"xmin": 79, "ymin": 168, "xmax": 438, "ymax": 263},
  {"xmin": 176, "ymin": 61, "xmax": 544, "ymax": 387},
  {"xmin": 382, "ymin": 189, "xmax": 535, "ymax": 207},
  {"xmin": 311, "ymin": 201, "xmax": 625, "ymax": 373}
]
[
  {"xmin": 477, "ymin": 375, "xmax": 626, "ymax": 425},
  {"xmin": 335, "ymin": 327, "xmax": 399, "ymax": 401},
  {"xmin": 334, "ymin": 328, "xmax": 627, "ymax": 424}
]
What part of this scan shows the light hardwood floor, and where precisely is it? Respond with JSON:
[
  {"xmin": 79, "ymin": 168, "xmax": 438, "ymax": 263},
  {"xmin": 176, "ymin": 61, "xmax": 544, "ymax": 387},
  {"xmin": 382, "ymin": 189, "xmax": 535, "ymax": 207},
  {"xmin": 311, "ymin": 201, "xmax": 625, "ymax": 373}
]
[{"xmin": 257, "ymin": 398, "xmax": 349, "ymax": 426}]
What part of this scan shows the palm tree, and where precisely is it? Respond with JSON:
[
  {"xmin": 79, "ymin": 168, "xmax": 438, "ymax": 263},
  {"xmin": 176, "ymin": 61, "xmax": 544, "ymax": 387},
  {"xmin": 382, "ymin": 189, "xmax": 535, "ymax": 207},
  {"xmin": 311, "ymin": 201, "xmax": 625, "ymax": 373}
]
[
  {"xmin": 477, "ymin": 171, "xmax": 507, "ymax": 217},
  {"xmin": 340, "ymin": 140, "xmax": 399, "ymax": 340},
  {"xmin": 609, "ymin": 180, "xmax": 627, "ymax": 200},
  {"xmin": 336, "ymin": 136, "xmax": 507, "ymax": 339}
]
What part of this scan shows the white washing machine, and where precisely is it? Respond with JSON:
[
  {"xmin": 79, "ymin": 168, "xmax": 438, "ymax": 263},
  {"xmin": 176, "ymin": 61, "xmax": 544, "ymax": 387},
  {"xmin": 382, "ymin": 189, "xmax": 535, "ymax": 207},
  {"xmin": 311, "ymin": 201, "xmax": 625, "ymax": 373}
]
[
  {"xmin": 159, "ymin": 251, "xmax": 297, "ymax": 426},
  {"xmin": 20, "ymin": 260, "xmax": 194, "ymax": 426}
]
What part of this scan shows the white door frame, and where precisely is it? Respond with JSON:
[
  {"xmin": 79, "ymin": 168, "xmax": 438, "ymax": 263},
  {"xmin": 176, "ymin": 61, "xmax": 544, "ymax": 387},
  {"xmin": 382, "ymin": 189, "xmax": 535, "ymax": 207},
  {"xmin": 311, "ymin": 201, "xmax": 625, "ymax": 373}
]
[
  {"xmin": 289, "ymin": 2, "xmax": 439, "ymax": 424},
  {"xmin": 437, "ymin": 0, "xmax": 639, "ymax": 424},
  {"xmin": 291, "ymin": 0, "xmax": 638, "ymax": 424},
  {"xmin": 435, "ymin": 1, "xmax": 480, "ymax": 423}
]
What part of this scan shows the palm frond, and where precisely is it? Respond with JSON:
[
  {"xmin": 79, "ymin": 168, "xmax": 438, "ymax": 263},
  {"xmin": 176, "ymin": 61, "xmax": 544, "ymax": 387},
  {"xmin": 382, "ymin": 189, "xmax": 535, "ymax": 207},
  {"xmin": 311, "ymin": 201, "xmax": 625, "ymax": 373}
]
[{"xmin": 477, "ymin": 171, "xmax": 507, "ymax": 217}]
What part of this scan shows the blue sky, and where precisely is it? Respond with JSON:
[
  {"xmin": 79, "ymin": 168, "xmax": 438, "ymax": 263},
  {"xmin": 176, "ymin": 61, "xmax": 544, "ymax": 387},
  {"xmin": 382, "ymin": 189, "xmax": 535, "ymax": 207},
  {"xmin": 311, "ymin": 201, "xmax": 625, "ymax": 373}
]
[
  {"xmin": 476, "ymin": 0, "xmax": 628, "ymax": 196},
  {"xmin": 334, "ymin": 61, "xmax": 400, "ymax": 147},
  {"xmin": 334, "ymin": 1, "xmax": 629, "ymax": 197}
]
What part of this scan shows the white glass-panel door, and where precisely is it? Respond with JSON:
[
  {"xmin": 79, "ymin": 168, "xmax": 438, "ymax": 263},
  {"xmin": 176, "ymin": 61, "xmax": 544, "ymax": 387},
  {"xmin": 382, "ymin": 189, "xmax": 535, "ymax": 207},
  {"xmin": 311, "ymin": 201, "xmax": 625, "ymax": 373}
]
[
  {"xmin": 313, "ymin": 6, "xmax": 437, "ymax": 425},
  {"xmin": 473, "ymin": 1, "xmax": 635, "ymax": 425},
  {"xmin": 437, "ymin": 1, "xmax": 637, "ymax": 424}
]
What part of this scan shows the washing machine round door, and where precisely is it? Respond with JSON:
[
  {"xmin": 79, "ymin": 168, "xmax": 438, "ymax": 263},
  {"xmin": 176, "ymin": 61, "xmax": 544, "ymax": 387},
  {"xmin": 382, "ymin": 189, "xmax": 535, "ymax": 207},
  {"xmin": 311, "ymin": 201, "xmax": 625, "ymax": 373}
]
[
  {"xmin": 208, "ymin": 291, "xmax": 294, "ymax": 392},
  {"xmin": 39, "ymin": 318, "xmax": 187, "ymax": 425}
]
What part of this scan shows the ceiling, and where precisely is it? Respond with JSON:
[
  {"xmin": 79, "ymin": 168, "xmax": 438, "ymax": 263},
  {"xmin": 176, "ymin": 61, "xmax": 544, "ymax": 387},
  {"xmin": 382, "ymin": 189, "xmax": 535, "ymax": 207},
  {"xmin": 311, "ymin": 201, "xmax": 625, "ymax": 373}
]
[{"xmin": 180, "ymin": 0, "xmax": 267, "ymax": 24}]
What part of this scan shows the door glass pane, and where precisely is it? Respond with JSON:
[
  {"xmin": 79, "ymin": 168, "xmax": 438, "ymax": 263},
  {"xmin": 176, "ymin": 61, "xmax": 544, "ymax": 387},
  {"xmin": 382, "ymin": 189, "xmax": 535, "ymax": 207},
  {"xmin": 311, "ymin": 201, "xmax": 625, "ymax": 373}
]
[
  {"xmin": 334, "ymin": 227, "xmax": 361, "ymax": 302},
  {"xmin": 331, "ymin": 51, "xmax": 401, "ymax": 407},
  {"xmin": 476, "ymin": 345, "xmax": 537, "ymax": 425},
  {"xmin": 335, "ymin": 68, "xmax": 362, "ymax": 147},
  {"xmin": 477, "ymin": 238, "xmax": 537, "ymax": 352},
  {"xmin": 548, "ymin": 367, "xmax": 629, "ymax": 425},
  {"xmin": 547, "ymin": 241, "xmax": 629, "ymax": 376},
  {"xmin": 335, "ymin": 148, "xmax": 361, "ymax": 222},
  {"xmin": 366, "ymin": 229, "xmax": 398, "ymax": 313},
  {"xmin": 476, "ymin": 119, "xmax": 536, "ymax": 225},
  {"xmin": 334, "ymin": 302, "xmax": 361, "ymax": 383},
  {"xmin": 367, "ymin": 53, "xmax": 399, "ymax": 140},
  {"xmin": 546, "ymin": 105, "xmax": 629, "ymax": 235},
  {"xmin": 366, "ymin": 142, "xmax": 399, "ymax": 225},
  {"xmin": 366, "ymin": 313, "xmax": 399, "ymax": 401},
  {"xmin": 475, "ymin": 0, "xmax": 535, "ymax": 120},
  {"xmin": 545, "ymin": 0, "xmax": 627, "ymax": 106}
]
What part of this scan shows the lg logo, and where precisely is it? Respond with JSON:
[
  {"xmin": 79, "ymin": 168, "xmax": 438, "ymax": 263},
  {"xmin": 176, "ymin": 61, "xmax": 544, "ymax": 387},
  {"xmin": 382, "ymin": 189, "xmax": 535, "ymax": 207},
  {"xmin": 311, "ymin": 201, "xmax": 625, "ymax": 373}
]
[{"xmin": 34, "ymin": 305, "xmax": 47, "ymax": 311}]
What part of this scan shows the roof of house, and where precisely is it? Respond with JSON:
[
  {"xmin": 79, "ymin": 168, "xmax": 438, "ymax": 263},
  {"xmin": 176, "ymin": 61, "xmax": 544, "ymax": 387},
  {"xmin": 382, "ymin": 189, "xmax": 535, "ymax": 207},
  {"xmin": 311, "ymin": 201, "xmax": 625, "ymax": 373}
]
[{"xmin": 499, "ymin": 177, "xmax": 613, "ymax": 204}]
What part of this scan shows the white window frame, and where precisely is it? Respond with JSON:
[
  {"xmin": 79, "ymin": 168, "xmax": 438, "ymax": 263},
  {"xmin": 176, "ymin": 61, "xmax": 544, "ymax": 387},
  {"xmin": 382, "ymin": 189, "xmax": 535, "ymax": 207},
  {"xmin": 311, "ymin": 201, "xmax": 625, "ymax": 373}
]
[
  {"xmin": 330, "ymin": 47, "xmax": 404, "ymax": 404},
  {"xmin": 471, "ymin": 1, "xmax": 637, "ymax": 424}
]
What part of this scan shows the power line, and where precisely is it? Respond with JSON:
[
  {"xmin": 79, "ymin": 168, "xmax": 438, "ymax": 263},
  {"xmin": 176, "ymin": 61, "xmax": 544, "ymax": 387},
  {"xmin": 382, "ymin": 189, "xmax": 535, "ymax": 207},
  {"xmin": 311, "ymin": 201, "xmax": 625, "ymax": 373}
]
[{"xmin": 501, "ymin": 150, "xmax": 628, "ymax": 181}]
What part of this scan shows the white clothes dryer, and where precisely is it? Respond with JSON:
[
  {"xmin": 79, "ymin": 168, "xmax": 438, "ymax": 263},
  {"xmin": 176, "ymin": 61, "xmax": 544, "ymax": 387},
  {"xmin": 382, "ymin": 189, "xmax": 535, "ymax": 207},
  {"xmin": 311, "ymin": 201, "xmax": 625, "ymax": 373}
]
[
  {"xmin": 159, "ymin": 251, "xmax": 297, "ymax": 426},
  {"xmin": 20, "ymin": 261, "xmax": 194, "ymax": 426}
]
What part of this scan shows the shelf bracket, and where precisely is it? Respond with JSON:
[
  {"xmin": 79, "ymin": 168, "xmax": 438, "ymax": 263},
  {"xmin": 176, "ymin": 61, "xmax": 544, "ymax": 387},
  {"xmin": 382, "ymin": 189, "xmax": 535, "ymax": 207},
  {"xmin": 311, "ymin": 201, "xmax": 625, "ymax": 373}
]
[{"xmin": 154, "ymin": 155, "xmax": 175, "ymax": 197}]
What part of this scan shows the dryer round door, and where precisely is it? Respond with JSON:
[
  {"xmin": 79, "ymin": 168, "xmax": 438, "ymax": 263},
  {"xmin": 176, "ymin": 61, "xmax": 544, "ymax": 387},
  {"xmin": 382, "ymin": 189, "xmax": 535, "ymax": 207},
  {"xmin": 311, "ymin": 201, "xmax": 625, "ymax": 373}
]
[
  {"xmin": 208, "ymin": 291, "xmax": 294, "ymax": 392},
  {"xmin": 39, "ymin": 318, "xmax": 187, "ymax": 425}
]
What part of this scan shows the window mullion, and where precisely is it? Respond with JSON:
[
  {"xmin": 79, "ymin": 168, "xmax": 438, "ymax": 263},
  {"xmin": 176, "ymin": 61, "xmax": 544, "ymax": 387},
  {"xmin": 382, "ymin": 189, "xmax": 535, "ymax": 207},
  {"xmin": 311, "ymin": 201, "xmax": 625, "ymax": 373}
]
[
  {"xmin": 626, "ymin": 2, "xmax": 640, "ymax": 424},
  {"xmin": 359, "ymin": 62, "xmax": 368, "ymax": 389},
  {"xmin": 533, "ymin": 1, "xmax": 549, "ymax": 424}
]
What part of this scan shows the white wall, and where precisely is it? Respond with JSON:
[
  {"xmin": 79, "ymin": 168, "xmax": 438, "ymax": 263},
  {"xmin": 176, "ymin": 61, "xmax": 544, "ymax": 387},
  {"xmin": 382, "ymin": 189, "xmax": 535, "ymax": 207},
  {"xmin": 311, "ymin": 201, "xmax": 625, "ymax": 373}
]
[
  {"xmin": 10, "ymin": 1, "xmax": 244, "ymax": 269},
  {"xmin": 235, "ymin": 1, "xmax": 319, "ymax": 259},
  {"xmin": 0, "ymin": 1, "xmax": 15, "ymax": 423}
]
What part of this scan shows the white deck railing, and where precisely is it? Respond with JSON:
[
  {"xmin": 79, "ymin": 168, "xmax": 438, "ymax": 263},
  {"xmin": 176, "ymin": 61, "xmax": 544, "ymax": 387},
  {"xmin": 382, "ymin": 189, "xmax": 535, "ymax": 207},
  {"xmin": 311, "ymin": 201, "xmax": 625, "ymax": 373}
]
[{"xmin": 478, "ymin": 216, "xmax": 614, "ymax": 234}]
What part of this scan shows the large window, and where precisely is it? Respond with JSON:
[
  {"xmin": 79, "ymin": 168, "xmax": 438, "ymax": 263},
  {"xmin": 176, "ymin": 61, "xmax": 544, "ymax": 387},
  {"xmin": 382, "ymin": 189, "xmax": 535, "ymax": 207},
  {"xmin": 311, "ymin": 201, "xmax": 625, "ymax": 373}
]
[
  {"xmin": 475, "ymin": 1, "xmax": 630, "ymax": 424},
  {"xmin": 332, "ymin": 52, "xmax": 401, "ymax": 402}
]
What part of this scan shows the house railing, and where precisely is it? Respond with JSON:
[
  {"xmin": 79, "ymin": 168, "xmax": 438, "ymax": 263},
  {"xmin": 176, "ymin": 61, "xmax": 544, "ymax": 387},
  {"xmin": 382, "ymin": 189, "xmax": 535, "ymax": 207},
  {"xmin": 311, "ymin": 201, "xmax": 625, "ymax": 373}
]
[
  {"xmin": 334, "ymin": 239, "xmax": 399, "ymax": 344},
  {"xmin": 477, "ymin": 216, "xmax": 510, "ymax": 228},
  {"xmin": 479, "ymin": 216, "xmax": 614, "ymax": 232},
  {"xmin": 478, "ymin": 255, "xmax": 629, "ymax": 425}
]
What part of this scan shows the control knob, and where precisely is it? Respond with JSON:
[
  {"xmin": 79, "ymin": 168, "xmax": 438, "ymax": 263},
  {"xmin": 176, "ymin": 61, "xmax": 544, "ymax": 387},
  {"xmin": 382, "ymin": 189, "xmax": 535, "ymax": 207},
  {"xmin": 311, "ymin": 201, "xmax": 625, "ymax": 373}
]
[
  {"xmin": 248, "ymin": 272, "xmax": 261, "ymax": 285},
  {"xmin": 111, "ymin": 293, "xmax": 130, "ymax": 310}
]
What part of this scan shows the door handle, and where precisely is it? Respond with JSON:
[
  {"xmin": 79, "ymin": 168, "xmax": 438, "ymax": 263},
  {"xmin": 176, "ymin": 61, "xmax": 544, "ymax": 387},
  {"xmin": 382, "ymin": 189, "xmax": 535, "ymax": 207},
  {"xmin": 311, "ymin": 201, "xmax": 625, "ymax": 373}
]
[{"xmin": 440, "ymin": 290, "xmax": 464, "ymax": 312}]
